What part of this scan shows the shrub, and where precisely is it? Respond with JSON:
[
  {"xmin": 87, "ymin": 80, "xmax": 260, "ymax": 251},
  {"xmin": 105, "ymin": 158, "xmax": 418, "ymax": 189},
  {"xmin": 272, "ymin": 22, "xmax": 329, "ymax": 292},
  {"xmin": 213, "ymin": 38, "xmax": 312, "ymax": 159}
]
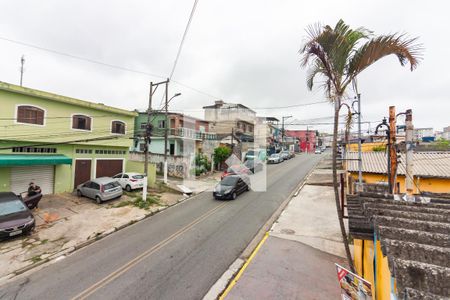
[{"xmin": 214, "ymin": 146, "xmax": 231, "ymax": 165}]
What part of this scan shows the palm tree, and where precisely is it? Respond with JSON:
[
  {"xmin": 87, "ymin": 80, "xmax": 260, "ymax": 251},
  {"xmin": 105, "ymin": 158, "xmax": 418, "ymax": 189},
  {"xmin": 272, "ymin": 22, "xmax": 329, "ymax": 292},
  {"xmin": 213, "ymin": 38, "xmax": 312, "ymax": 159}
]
[{"xmin": 300, "ymin": 19, "xmax": 422, "ymax": 272}]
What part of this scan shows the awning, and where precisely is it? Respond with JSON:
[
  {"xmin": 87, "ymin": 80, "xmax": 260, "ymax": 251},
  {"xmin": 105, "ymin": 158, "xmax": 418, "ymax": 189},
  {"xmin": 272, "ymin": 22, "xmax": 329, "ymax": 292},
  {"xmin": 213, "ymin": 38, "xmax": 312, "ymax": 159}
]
[{"xmin": 0, "ymin": 154, "xmax": 72, "ymax": 167}]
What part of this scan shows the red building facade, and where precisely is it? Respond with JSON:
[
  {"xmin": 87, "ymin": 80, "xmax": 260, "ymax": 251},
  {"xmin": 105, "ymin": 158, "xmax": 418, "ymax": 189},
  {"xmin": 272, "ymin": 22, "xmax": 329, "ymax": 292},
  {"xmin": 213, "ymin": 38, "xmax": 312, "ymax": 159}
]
[{"xmin": 285, "ymin": 130, "xmax": 316, "ymax": 153}]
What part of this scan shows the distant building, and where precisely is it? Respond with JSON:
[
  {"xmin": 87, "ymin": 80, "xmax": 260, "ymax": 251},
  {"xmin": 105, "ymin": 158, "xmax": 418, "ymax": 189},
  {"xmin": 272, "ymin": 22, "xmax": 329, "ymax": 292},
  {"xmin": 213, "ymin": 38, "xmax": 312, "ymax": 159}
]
[
  {"xmin": 442, "ymin": 126, "xmax": 450, "ymax": 140},
  {"xmin": 133, "ymin": 112, "xmax": 217, "ymax": 156},
  {"xmin": 285, "ymin": 130, "xmax": 316, "ymax": 152},
  {"xmin": 255, "ymin": 117, "xmax": 280, "ymax": 152},
  {"xmin": 203, "ymin": 100, "xmax": 256, "ymax": 123},
  {"xmin": 203, "ymin": 101, "xmax": 256, "ymax": 159},
  {"xmin": 414, "ymin": 127, "xmax": 434, "ymax": 141}
]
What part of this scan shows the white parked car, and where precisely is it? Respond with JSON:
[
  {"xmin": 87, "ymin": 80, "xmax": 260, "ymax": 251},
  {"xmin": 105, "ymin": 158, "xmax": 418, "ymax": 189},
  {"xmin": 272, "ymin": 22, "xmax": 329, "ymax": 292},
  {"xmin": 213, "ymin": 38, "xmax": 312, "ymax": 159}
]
[{"xmin": 112, "ymin": 172, "xmax": 145, "ymax": 192}]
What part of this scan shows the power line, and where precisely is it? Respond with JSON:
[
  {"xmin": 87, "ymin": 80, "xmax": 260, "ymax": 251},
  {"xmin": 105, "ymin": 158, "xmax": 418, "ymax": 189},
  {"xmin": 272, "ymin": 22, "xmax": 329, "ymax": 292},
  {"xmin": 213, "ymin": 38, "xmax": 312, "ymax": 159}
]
[
  {"xmin": 169, "ymin": 0, "xmax": 199, "ymax": 80},
  {"xmin": 0, "ymin": 36, "xmax": 166, "ymax": 80}
]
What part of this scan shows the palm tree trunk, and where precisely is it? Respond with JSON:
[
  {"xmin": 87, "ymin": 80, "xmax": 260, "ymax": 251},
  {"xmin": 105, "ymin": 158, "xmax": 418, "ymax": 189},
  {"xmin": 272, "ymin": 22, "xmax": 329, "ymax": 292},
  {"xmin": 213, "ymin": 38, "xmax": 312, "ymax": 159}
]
[{"xmin": 332, "ymin": 98, "xmax": 355, "ymax": 272}]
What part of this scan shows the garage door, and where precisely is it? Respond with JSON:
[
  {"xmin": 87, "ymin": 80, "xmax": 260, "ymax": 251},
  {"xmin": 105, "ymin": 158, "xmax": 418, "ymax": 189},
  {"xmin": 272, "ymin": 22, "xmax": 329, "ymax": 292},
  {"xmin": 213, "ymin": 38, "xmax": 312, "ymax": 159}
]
[
  {"xmin": 11, "ymin": 165, "xmax": 55, "ymax": 195},
  {"xmin": 96, "ymin": 159, "xmax": 123, "ymax": 178},
  {"xmin": 74, "ymin": 159, "xmax": 92, "ymax": 188}
]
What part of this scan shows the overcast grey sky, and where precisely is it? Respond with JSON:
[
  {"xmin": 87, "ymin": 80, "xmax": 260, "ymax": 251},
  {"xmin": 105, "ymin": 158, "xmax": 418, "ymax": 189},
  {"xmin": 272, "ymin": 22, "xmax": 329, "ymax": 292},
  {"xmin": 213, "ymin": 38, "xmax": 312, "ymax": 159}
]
[{"xmin": 0, "ymin": 0, "xmax": 448, "ymax": 133}]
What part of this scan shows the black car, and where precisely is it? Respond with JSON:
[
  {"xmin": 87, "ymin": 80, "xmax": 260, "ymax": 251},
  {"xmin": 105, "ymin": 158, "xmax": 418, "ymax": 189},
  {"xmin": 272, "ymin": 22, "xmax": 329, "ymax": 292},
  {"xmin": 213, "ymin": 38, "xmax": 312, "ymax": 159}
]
[
  {"xmin": 244, "ymin": 159, "xmax": 264, "ymax": 174},
  {"xmin": 213, "ymin": 175, "xmax": 250, "ymax": 200},
  {"xmin": 0, "ymin": 192, "xmax": 35, "ymax": 240}
]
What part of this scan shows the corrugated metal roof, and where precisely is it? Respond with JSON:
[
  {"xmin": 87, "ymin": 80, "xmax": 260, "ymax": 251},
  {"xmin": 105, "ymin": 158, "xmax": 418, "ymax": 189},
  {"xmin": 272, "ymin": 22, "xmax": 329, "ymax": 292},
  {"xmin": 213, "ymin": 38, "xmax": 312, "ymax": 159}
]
[
  {"xmin": 346, "ymin": 151, "xmax": 450, "ymax": 178},
  {"xmin": 348, "ymin": 193, "xmax": 450, "ymax": 298}
]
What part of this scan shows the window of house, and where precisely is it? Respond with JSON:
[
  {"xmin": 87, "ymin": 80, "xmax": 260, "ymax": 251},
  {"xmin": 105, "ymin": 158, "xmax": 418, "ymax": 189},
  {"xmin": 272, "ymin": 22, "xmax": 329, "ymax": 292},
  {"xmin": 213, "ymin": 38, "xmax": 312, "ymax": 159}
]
[
  {"xmin": 112, "ymin": 121, "xmax": 125, "ymax": 134},
  {"xmin": 72, "ymin": 115, "xmax": 92, "ymax": 130},
  {"xmin": 158, "ymin": 120, "xmax": 166, "ymax": 129},
  {"xmin": 17, "ymin": 105, "xmax": 45, "ymax": 125},
  {"xmin": 140, "ymin": 122, "xmax": 147, "ymax": 129}
]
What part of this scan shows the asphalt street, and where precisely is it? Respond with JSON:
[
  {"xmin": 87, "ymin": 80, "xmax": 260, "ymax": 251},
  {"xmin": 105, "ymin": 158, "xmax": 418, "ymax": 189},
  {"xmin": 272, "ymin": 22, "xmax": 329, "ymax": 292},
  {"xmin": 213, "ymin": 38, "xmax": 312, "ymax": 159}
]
[{"xmin": 0, "ymin": 153, "xmax": 323, "ymax": 300}]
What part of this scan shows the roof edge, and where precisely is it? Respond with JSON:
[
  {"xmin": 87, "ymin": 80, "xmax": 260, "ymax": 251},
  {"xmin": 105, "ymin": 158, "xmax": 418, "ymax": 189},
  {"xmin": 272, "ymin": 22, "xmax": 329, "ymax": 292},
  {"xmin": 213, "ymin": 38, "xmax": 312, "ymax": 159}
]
[{"xmin": 0, "ymin": 81, "xmax": 137, "ymax": 117}]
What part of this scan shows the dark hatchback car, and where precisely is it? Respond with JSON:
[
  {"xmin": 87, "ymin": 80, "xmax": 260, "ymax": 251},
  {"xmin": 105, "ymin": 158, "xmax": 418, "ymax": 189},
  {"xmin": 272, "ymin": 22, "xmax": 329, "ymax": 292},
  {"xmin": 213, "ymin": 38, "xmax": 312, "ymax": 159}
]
[
  {"xmin": 213, "ymin": 175, "xmax": 250, "ymax": 200},
  {"xmin": 0, "ymin": 192, "xmax": 35, "ymax": 240}
]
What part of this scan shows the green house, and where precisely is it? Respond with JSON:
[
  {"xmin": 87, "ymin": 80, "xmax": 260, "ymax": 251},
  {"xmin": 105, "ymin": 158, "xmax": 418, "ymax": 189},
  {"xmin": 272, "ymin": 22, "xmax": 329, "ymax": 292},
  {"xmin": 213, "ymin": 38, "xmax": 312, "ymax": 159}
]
[{"xmin": 0, "ymin": 81, "xmax": 137, "ymax": 194}]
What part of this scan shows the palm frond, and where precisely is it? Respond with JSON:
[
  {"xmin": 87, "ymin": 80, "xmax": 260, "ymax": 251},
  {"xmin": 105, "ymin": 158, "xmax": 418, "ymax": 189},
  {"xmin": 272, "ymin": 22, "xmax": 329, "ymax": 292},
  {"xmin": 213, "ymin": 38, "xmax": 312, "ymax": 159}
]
[
  {"xmin": 305, "ymin": 61, "xmax": 326, "ymax": 91},
  {"xmin": 347, "ymin": 34, "xmax": 423, "ymax": 78}
]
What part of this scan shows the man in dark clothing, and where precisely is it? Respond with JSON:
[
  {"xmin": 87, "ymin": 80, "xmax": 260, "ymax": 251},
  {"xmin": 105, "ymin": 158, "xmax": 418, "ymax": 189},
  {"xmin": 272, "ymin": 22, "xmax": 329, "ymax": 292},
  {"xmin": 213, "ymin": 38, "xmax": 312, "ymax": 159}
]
[{"xmin": 28, "ymin": 182, "xmax": 42, "ymax": 196}]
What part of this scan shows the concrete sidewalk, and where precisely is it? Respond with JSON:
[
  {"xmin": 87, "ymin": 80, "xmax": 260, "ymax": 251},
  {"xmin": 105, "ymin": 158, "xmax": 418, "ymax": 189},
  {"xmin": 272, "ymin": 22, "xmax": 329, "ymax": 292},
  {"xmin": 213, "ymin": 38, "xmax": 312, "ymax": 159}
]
[
  {"xmin": 158, "ymin": 172, "xmax": 221, "ymax": 195},
  {"xmin": 226, "ymin": 237, "xmax": 347, "ymax": 300},
  {"xmin": 223, "ymin": 160, "xmax": 349, "ymax": 300}
]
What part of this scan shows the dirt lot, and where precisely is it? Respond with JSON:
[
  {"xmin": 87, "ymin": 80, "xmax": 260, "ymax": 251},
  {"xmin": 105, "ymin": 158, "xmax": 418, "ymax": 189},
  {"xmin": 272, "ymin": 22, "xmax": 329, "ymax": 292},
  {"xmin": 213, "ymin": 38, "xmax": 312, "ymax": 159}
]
[{"xmin": 0, "ymin": 189, "xmax": 185, "ymax": 281}]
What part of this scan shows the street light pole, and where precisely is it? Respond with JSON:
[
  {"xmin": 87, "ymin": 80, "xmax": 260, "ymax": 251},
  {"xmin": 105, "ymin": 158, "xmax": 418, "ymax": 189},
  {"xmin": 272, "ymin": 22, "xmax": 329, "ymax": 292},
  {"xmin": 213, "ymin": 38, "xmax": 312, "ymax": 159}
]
[{"xmin": 357, "ymin": 93, "xmax": 362, "ymax": 191}]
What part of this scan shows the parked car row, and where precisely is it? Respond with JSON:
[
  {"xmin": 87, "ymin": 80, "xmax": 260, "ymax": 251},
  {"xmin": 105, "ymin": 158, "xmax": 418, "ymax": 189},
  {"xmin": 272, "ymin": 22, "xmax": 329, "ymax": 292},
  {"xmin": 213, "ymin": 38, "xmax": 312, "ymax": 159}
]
[
  {"xmin": 267, "ymin": 150, "xmax": 295, "ymax": 164},
  {"xmin": 1, "ymin": 172, "xmax": 146, "ymax": 241},
  {"xmin": 76, "ymin": 172, "xmax": 146, "ymax": 203}
]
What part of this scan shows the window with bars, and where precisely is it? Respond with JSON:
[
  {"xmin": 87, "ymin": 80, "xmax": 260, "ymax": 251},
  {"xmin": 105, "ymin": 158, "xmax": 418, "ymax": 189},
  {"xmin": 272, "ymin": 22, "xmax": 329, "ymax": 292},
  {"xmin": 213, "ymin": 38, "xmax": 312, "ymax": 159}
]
[
  {"xmin": 111, "ymin": 121, "xmax": 126, "ymax": 134},
  {"xmin": 72, "ymin": 115, "xmax": 92, "ymax": 130},
  {"xmin": 17, "ymin": 105, "xmax": 45, "ymax": 125},
  {"xmin": 12, "ymin": 147, "xmax": 56, "ymax": 153}
]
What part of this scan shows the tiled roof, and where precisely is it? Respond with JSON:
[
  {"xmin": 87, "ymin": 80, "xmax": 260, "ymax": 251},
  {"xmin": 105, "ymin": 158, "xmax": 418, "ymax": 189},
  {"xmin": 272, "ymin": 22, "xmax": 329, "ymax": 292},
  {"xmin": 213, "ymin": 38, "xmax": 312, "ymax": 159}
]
[
  {"xmin": 346, "ymin": 151, "xmax": 450, "ymax": 178},
  {"xmin": 347, "ymin": 193, "xmax": 450, "ymax": 298}
]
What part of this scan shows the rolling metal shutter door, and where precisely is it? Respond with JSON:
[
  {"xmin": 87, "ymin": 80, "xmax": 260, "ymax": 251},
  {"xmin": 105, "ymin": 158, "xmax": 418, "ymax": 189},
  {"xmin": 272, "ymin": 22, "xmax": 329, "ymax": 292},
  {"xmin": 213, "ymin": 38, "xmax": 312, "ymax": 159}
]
[
  {"xmin": 11, "ymin": 166, "xmax": 55, "ymax": 195},
  {"xmin": 96, "ymin": 159, "xmax": 123, "ymax": 178}
]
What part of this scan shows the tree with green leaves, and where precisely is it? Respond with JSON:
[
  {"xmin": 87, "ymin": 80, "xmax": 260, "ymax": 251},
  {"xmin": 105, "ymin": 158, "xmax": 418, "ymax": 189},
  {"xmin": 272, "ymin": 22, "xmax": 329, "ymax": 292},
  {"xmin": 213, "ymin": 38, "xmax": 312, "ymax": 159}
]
[
  {"xmin": 300, "ymin": 19, "xmax": 422, "ymax": 272},
  {"xmin": 213, "ymin": 146, "xmax": 232, "ymax": 169}
]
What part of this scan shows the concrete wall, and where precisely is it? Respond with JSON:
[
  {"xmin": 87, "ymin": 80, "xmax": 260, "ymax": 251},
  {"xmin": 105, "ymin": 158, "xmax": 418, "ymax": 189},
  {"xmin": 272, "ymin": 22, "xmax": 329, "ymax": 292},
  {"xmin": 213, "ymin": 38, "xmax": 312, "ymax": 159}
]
[
  {"xmin": 129, "ymin": 152, "xmax": 192, "ymax": 178},
  {"xmin": 125, "ymin": 160, "xmax": 156, "ymax": 186}
]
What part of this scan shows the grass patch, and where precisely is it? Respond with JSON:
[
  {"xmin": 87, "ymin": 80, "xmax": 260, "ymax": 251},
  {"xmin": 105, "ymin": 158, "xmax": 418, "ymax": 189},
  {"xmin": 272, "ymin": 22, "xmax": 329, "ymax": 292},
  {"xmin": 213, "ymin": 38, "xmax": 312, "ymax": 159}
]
[
  {"xmin": 30, "ymin": 255, "xmax": 42, "ymax": 263},
  {"xmin": 41, "ymin": 239, "xmax": 49, "ymax": 245},
  {"xmin": 113, "ymin": 195, "xmax": 161, "ymax": 210},
  {"xmin": 132, "ymin": 196, "xmax": 161, "ymax": 210}
]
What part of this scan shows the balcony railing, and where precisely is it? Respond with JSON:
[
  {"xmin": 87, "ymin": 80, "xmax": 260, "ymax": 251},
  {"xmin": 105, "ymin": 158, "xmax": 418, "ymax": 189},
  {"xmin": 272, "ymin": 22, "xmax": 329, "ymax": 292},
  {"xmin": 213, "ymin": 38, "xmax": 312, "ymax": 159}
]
[{"xmin": 168, "ymin": 127, "xmax": 217, "ymax": 140}]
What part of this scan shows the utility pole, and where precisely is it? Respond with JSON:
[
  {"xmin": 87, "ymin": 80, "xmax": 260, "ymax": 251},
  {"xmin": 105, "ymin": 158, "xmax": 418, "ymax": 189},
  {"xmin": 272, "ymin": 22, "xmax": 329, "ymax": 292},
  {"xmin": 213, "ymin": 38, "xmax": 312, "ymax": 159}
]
[
  {"xmin": 281, "ymin": 116, "xmax": 292, "ymax": 150},
  {"xmin": 143, "ymin": 79, "xmax": 171, "ymax": 185},
  {"xmin": 144, "ymin": 82, "xmax": 154, "ymax": 178},
  {"xmin": 405, "ymin": 109, "xmax": 414, "ymax": 198},
  {"xmin": 143, "ymin": 82, "xmax": 154, "ymax": 202},
  {"xmin": 163, "ymin": 79, "xmax": 169, "ymax": 185},
  {"xmin": 20, "ymin": 55, "xmax": 25, "ymax": 86},
  {"xmin": 389, "ymin": 106, "xmax": 398, "ymax": 193},
  {"xmin": 356, "ymin": 93, "xmax": 363, "ymax": 192}
]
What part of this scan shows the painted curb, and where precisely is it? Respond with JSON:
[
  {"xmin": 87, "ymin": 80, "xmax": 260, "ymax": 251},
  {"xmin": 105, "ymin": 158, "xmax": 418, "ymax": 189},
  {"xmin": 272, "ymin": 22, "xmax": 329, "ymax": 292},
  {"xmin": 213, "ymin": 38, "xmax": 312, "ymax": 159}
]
[{"xmin": 203, "ymin": 156, "xmax": 324, "ymax": 300}]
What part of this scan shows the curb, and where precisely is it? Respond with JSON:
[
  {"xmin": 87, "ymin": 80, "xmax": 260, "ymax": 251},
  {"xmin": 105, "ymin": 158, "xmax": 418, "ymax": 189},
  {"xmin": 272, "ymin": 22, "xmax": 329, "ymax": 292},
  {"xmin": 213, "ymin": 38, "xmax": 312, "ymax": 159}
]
[
  {"xmin": 0, "ymin": 190, "xmax": 208, "ymax": 285},
  {"xmin": 203, "ymin": 158, "xmax": 323, "ymax": 300}
]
